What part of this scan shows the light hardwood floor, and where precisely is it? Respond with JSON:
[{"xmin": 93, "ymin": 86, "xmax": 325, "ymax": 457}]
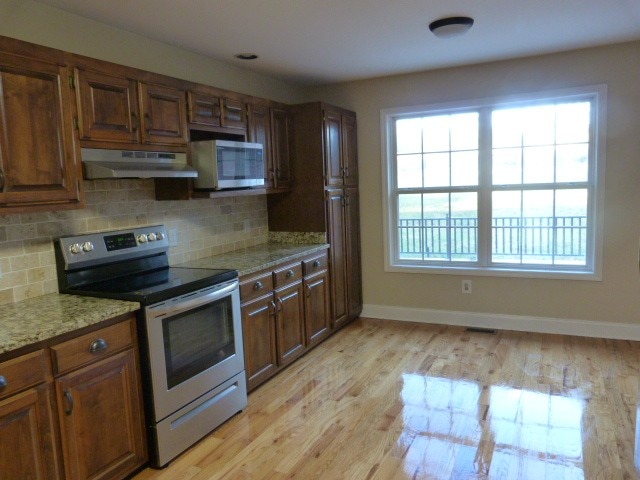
[{"xmin": 133, "ymin": 318, "xmax": 640, "ymax": 479}]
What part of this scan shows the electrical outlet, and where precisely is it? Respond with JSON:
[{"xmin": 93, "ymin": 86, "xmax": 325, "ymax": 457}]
[{"xmin": 462, "ymin": 279, "xmax": 472, "ymax": 294}]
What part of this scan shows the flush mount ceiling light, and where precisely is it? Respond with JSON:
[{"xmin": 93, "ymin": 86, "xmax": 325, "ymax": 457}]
[
  {"xmin": 428, "ymin": 16, "xmax": 474, "ymax": 38},
  {"xmin": 234, "ymin": 53, "xmax": 259, "ymax": 60}
]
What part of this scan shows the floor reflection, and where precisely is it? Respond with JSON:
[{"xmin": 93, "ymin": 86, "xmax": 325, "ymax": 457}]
[{"xmin": 400, "ymin": 373, "xmax": 586, "ymax": 479}]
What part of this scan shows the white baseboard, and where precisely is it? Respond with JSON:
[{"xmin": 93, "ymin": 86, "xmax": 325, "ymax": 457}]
[{"xmin": 361, "ymin": 304, "xmax": 640, "ymax": 341}]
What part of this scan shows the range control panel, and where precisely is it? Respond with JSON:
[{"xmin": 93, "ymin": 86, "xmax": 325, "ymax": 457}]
[{"xmin": 57, "ymin": 225, "xmax": 170, "ymax": 269}]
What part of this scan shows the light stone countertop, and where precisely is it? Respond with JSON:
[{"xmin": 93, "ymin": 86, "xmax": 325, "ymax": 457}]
[
  {"xmin": 176, "ymin": 242, "xmax": 330, "ymax": 277},
  {"xmin": 0, "ymin": 294, "xmax": 139, "ymax": 355}
]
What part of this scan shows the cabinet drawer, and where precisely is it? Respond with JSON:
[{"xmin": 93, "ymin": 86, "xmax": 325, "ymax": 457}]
[
  {"xmin": 303, "ymin": 252, "xmax": 329, "ymax": 276},
  {"xmin": 51, "ymin": 319, "xmax": 134, "ymax": 375},
  {"xmin": 240, "ymin": 271, "xmax": 274, "ymax": 303},
  {"xmin": 273, "ymin": 263, "xmax": 302, "ymax": 288},
  {"xmin": 0, "ymin": 350, "xmax": 48, "ymax": 400}
]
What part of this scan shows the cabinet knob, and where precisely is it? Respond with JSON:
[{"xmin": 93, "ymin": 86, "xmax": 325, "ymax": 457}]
[
  {"xmin": 313, "ymin": 260, "xmax": 321, "ymax": 268},
  {"xmin": 89, "ymin": 338, "xmax": 109, "ymax": 353},
  {"xmin": 145, "ymin": 113, "xmax": 152, "ymax": 131},
  {"xmin": 253, "ymin": 281, "xmax": 264, "ymax": 291},
  {"xmin": 286, "ymin": 269, "xmax": 294, "ymax": 278},
  {"xmin": 131, "ymin": 112, "xmax": 139, "ymax": 132},
  {"xmin": 0, "ymin": 375, "xmax": 7, "ymax": 389}
]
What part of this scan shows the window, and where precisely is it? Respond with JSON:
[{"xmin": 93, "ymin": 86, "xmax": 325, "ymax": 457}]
[{"xmin": 381, "ymin": 86, "xmax": 606, "ymax": 279}]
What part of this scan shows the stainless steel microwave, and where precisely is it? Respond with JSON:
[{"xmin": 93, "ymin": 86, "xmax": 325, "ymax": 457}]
[{"xmin": 191, "ymin": 140, "xmax": 265, "ymax": 190}]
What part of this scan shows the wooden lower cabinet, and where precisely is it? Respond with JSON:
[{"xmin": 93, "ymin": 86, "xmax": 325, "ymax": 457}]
[
  {"xmin": 274, "ymin": 281, "xmax": 305, "ymax": 366},
  {"xmin": 0, "ymin": 383, "xmax": 61, "ymax": 480},
  {"xmin": 241, "ymin": 250, "xmax": 332, "ymax": 391},
  {"xmin": 241, "ymin": 293, "xmax": 278, "ymax": 390},
  {"xmin": 55, "ymin": 349, "xmax": 146, "ymax": 480}
]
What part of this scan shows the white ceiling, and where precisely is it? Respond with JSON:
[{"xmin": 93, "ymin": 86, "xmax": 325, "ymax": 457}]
[{"xmin": 36, "ymin": 0, "xmax": 640, "ymax": 86}]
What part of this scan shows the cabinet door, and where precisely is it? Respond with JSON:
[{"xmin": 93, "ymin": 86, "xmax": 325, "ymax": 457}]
[
  {"xmin": 275, "ymin": 281, "xmax": 305, "ymax": 366},
  {"xmin": 326, "ymin": 190, "xmax": 349, "ymax": 328},
  {"xmin": 139, "ymin": 83, "xmax": 188, "ymax": 145},
  {"xmin": 220, "ymin": 96, "xmax": 247, "ymax": 130},
  {"xmin": 0, "ymin": 53, "xmax": 81, "ymax": 209},
  {"xmin": 248, "ymin": 104, "xmax": 272, "ymax": 188},
  {"xmin": 345, "ymin": 188, "xmax": 363, "ymax": 318},
  {"xmin": 241, "ymin": 294, "xmax": 278, "ymax": 391},
  {"xmin": 304, "ymin": 270, "xmax": 331, "ymax": 347},
  {"xmin": 323, "ymin": 108, "xmax": 343, "ymax": 187},
  {"xmin": 75, "ymin": 68, "xmax": 139, "ymax": 144},
  {"xmin": 270, "ymin": 107, "xmax": 291, "ymax": 190},
  {"xmin": 342, "ymin": 113, "xmax": 359, "ymax": 187},
  {"xmin": 0, "ymin": 385, "xmax": 62, "ymax": 480},
  {"xmin": 187, "ymin": 91, "xmax": 221, "ymax": 127},
  {"xmin": 56, "ymin": 349, "xmax": 146, "ymax": 480}
]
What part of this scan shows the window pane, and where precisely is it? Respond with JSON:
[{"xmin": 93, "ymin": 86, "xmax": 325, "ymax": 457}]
[
  {"xmin": 522, "ymin": 105, "xmax": 555, "ymax": 146},
  {"xmin": 492, "ymin": 191, "xmax": 522, "ymax": 264},
  {"xmin": 397, "ymin": 154, "xmax": 422, "ymax": 188},
  {"xmin": 556, "ymin": 102, "xmax": 590, "ymax": 144},
  {"xmin": 424, "ymin": 152, "xmax": 449, "ymax": 188},
  {"xmin": 493, "ymin": 148, "xmax": 522, "ymax": 185},
  {"xmin": 523, "ymin": 146, "xmax": 554, "ymax": 184},
  {"xmin": 396, "ymin": 118, "xmax": 422, "ymax": 154},
  {"xmin": 555, "ymin": 189, "xmax": 588, "ymax": 265},
  {"xmin": 522, "ymin": 190, "xmax": 554, "ymax": 264},
  {"xmin": 422, "ymin": 115, "xmax": 450, "ymax": 152},
  {"xmin": 451, "ymin": 151, "xmax": 478, "ymax": 186},
  {"xmin": 556, "ymin": 144, "xmax": 588, "ymax": 183},
  {"xmin": 492, "ymin": 109, "xmax": 522, "ymax": 148},
  {"xmin": 450, "ymin": 192, "xmax": 478, "ymax": 261},
  {"xmin": 450, "ymin": 113, "xmax": 479, "ymax": 151}
]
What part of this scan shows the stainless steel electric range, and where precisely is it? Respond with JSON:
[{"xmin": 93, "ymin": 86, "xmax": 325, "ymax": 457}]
[{"xmin": 54, "ymin": 225, "xmax": 247, "ymax": 467}]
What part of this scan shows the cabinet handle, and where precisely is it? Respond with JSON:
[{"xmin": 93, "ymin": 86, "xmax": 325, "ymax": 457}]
[
  {"xmin": 0, "ymin": 375, "xmax": 7, "ymax": 389},
  {"xmin": 286, "ymin": 269, "xmax": 294, "ymax": 278},
  {"xmin": 276, "ymin": 297, "xmax": 284, "ymax": 313},
  {"xmin": 269, "ymin": 300, "xmax": 277, "ymax": 316},
  {"xmin": 253, "ymin": 281, "xmax": 264, "ymax": 291},
  {"xmin": 89, "ymin": 338, "xmax": 108, "ymax": 353},
  {"xmin": 305, "ymin": 284, "xmax": 312, "ymax": 297},
  {"xmin": 313, "ymin": 260, "xmax": 321, "ymax": 268},
  {"xmin": 131, "ymin": 112, "xmax": 139, "ymax": 132},
  {"xmin": 145, "ymin": 113, "xmax": 152, "ymax": 131},
  {"xmin": 344, "ymin": 166, "xmax": 349, "ymax": 178},
  {"xmin": 64, "ymin": 390, "xmax": 74, "ymax": 415},
  {"xmin": 0, "ymin": 169, "xmax": 5, "ymax": 192}
]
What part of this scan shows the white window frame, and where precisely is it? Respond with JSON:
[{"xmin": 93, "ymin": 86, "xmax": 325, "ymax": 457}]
[{"xmin": 380, "ymin": 85, "xmax": 607, "ymax": 280}]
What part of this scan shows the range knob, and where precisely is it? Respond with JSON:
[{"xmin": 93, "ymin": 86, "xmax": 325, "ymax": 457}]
[
  {"xmin": 81, "ymin": 242, "xmax": 94, "ymax": 253},
  {"xmin": 147, "ymin": 232, "xmax": 157, "ymax": 242},
  {"xmin": 137, "ymin": 234, "xmax": 148, "ymax": 244},
  {"xmin": 69, "ymin": 243, "xmax": 82, "ymax": 255},
  {"xmin": 155, "ymin": 231, "xmax": 165, "ymax": 241}
]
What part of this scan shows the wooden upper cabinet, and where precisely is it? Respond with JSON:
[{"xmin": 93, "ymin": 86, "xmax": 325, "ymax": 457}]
[
  {"xmin": 74, "ymin": 68, "xmax": 139, "ymax": 144},
  {"xmin": 220, "ymin": 96, "xmax": 247, "ymax": 130},
  {"xmin": 0, "ymin": 51, "xmax": 82, "ymax": 211},
  {"xmin": 270, "ymin": 107, "xmax": 291, "ymax": 190},
  {"xmin": 248, "ymin": 103, "xmax": 272, "ymax": 187},
  {"xmin": 187, "ymin": 91, "xmax": 221, "ymax": 127},
  {"xmin": 324, "ymin": 109, "xmax": 343, "ymax": 187},
  {"xmin": 139, "ymin": 82, "xmax": 188, "ymax": 146}
]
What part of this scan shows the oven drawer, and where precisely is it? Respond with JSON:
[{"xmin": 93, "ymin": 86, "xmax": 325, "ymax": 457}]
[
  {"xmin": 0, "ymin": 350, "xmax": 48, "ymax": 400},
  {"xmin": 302, "ymin": 252, "xmax": 329, "ymax": 276},
  {"xmin": 51, "ymin": 318, "xmax": 134, "ymax": 375},
  {"xmin": 240, "ymin": 271, "xmax": 274, "ymax": 302},
  {"xmin": 273, "ymin": 262, "xmax": 302, "ymax": 288}
]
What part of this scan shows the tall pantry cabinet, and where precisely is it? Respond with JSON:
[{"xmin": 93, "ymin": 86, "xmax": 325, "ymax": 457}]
[{"xmin": 267, "ymin": 103, "xmax": 362, "ymax": 328}]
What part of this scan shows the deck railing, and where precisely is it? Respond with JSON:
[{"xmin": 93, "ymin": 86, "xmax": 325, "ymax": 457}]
[{"xmin": 398, "ymin": 216, "xmax": 587, "ymax": 259}]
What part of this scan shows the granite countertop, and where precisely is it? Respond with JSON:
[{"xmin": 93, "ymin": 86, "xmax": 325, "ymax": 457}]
[
  {"xmin": 176, "ymin": 242, "xmax": 330, "ymax": 276},
  {"xmin": 0, "ymin": 294, "xmax": 139, "ymax": 355}
]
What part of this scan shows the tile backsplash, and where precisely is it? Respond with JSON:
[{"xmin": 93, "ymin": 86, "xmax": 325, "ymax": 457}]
[{"xmin": 0, "ymin": 179, "xmax": 268, "ymax": 306}]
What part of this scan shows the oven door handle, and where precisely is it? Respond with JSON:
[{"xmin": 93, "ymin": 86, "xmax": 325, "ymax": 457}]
[{"xmin": 149, "ymin": 280, "xmax": 239, "ymax": 319}]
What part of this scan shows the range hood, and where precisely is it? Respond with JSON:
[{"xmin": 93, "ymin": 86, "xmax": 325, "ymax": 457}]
[{"xmin": 81, "ymin": 148, "xmax": 198, "ymax": 179}]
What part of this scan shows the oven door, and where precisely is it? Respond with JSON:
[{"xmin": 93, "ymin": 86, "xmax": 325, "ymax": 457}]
[{"xmin": 144, "ymin": 279, "xmax": 244, "ymax": 421}]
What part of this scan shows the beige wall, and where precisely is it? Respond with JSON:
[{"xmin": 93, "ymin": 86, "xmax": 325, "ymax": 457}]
[
  {"xmin": 0, "ymin": 0, "xmax": 305, "ymax": 103},
  {"xmin": 310, "ymin": 41, "xmax": 640, "ymax": 325}
]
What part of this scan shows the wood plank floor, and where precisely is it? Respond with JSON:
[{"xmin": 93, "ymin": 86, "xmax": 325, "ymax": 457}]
[{"xmin": 132, "ymin": 318, "xmax": 640, "ymax": 479}]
